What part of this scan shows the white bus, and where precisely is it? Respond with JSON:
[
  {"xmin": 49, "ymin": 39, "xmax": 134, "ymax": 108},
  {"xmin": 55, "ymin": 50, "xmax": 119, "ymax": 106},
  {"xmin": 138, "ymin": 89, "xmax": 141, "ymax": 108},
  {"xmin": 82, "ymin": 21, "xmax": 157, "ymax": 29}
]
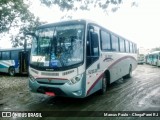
[
  {"xmin": 0, "ymin": 48, "xmax": 30, "ymax": 76},
  {"xmin": 28, "ymin": 20, "xmax": 137, "ymax": 98},
  {"xmin": 137, "ymin": 54, "xmax": 145, "ymax": 64},
  {"xmin": 146, "ymin": 51, "xmax": 160, "ymax": 66}
]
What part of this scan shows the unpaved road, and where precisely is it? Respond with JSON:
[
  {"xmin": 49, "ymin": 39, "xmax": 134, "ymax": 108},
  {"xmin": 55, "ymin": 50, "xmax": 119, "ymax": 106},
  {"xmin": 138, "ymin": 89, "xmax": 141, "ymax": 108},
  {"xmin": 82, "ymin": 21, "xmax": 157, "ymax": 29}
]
[{"xmin": 0, "ymin": 64, "xmax": 160, "ymax": 120}]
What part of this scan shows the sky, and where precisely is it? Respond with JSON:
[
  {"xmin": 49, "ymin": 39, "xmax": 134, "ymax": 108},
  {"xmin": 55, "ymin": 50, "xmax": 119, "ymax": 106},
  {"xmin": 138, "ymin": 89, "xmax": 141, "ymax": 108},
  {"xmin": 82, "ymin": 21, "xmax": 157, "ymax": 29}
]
[{"xmin": 0, "ymin": 0, "xmax": 160, "ymax": 49}]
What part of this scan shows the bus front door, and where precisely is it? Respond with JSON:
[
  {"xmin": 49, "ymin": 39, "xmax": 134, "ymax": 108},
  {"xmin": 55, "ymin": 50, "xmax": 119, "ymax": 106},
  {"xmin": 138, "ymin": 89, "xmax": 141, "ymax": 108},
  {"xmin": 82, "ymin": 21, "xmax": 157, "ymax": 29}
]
[{"xmin": 19, "ymin": 51, "xmax": 29, "ymax": 74}]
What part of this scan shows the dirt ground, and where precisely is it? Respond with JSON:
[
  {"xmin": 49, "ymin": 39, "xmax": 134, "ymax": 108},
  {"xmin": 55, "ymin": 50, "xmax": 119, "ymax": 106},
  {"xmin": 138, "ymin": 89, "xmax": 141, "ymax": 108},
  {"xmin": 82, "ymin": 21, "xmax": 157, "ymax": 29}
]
[{"xmin": 0, "ymin": 64, "xmax": 160, "ymax": 120}]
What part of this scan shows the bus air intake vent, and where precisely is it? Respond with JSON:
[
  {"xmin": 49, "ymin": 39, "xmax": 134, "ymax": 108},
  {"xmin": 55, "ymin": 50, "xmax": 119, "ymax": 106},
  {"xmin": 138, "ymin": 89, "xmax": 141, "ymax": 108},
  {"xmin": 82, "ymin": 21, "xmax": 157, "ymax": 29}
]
[
  {"xmin": 62, "ymin": 70, "xmax": 74, "ymax": 76},
  {"xmin": 41, "ymin": 72, "xmax": 59, "ymax": 76}
]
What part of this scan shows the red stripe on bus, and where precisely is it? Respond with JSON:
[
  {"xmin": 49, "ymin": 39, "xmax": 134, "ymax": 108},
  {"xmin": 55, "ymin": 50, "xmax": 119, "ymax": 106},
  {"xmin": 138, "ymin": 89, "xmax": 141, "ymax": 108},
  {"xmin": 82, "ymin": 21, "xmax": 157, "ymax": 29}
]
[
  {"xmin": 87, "ymin": 56, "xmax": 136, "ymax": 95},
  {"xmin": 87, "ymin": 73, "xmax": 104, "ymax": 95},
  {"xmin": 108, "ymin": 56, "xmax": 136, "ymax": 70}
]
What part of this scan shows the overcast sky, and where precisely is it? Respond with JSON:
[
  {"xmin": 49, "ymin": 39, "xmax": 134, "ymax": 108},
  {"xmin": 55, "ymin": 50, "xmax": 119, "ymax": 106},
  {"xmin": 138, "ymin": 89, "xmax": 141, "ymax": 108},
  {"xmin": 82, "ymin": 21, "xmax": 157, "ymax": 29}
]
[{"xmin": 0, "ymin": 0, "xmax": 160, "ymax": 49}]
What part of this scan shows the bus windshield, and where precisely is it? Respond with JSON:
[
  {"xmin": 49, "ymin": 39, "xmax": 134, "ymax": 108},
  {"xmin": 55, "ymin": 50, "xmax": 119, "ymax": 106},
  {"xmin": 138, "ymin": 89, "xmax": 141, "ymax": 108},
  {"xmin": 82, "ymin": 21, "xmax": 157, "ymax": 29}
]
[{"xmin": 30, "ymin": 24, "xmax": 84, "ymax": 69}]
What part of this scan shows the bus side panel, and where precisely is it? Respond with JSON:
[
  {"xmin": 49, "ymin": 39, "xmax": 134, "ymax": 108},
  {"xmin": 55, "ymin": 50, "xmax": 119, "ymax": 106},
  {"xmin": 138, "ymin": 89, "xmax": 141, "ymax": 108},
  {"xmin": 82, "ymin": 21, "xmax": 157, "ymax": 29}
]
[
  {"xmin": 100, "ymin": 52, "xmax": 137, "ymax": 84},
  {"xmin": 85, "ymin": 59, "xmax": 103, "ymax": 96},
  {"xmin": 0, "ymin": 63, "xmax": 8, "ymax": 73},
  {"xmin": 158, "ymin": 56, "xmax": 160, "ymax": 66},
  {"xmin": 85, "ymin": 52, "xmax": 137, "ymax": 96},
  {"xmin": 0, "ymin": 60, "xmax": 17, "ymax": 73}
]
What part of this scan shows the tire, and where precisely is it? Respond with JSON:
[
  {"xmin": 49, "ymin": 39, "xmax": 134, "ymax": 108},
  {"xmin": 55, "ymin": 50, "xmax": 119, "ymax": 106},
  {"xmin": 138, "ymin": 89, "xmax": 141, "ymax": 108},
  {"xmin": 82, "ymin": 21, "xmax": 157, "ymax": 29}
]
[
  {"xmin": 99, "ymin": 74, "xmax": 107, "ymax": 95},
  {"xmin": 126, "ymin": 65, "xmax": 132, "ymax": 78},
  {"xmin": 8, "ymin": 67, "xmax": 15, "ymax": 76}
]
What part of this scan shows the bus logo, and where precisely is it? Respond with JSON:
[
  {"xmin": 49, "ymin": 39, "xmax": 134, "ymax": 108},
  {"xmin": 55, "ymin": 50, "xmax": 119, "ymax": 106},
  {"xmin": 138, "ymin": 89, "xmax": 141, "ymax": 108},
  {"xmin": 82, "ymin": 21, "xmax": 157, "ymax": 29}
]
[{"xmin": 103, "ymin": 57, "xmax": 113, "ymax": 62}]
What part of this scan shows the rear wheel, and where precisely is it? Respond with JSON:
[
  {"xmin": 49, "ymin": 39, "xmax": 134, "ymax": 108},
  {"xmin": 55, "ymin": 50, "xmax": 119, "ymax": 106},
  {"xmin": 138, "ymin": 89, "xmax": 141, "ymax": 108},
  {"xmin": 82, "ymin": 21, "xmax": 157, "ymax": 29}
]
[
  {"xmin": 8, "ymin": 67, "xmax": 15, "ymax": 76},
  {"xmin": 99, "ymin": 74, "xmax": 107, "ymax": 95},
  {"xmin": 126, "ymin": 65, "xmax": 132, "ymax": 78}
]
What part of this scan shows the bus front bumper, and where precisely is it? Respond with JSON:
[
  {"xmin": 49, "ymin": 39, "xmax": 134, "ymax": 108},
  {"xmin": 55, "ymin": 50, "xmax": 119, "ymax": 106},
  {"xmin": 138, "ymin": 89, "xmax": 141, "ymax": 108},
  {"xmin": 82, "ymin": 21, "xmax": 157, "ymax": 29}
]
[{"xmin": 28, "ymin": 77, "xmax": 86, "ymax": 98}]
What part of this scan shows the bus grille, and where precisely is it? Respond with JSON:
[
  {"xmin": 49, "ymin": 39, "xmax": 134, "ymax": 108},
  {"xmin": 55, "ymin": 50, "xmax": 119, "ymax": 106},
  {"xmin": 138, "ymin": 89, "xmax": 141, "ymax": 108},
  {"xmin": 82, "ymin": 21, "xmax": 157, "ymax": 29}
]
[
  {"xmin": 62, "ymin": 70, "xmax": 74, "ymax": 76},
  {"xmin": 41, "ymin": 72, "xmax": 59, "ymax": 76},
  {"xmin": 37, "ymin": 81, "xmax": 64, "ymax": 85}
]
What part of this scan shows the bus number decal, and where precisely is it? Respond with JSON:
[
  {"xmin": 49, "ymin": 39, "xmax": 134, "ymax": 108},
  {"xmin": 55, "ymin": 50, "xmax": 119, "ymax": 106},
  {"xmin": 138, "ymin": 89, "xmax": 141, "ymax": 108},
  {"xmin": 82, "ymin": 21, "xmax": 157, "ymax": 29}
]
[
  {"xmin": 88, "ymin": 69, "xmax": 98, "ymax": 74},
  {"xmin": 103, "ymin": 55, "xmax": 113, "ymax": 62}
]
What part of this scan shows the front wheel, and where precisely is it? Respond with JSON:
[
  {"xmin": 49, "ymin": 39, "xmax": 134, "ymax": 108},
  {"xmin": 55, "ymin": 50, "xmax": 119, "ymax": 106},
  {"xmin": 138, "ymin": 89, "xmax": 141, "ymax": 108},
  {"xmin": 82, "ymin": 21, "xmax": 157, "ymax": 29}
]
[
  {"xmin": 99, "ymin": 74, "xmax": 107, "ymax": 95},
  {"xmin": 8, "ymin": 67, "xmax": 15, "ymax": 76}
]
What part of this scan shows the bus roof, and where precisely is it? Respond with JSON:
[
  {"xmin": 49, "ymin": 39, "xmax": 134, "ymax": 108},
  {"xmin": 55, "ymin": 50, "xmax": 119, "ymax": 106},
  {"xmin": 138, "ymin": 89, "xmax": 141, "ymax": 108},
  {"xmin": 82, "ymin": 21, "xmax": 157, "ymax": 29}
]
[
  {"xmin": 37, "ymin": 19, "xmax": 87, "ymax": 29},
  {"xmin": 147, "ymin": 51, "xmax": 160, "ymax": 55},
  {"xmin": 37, "ymin": 19, "xmax": 136, "ymax": 44}
]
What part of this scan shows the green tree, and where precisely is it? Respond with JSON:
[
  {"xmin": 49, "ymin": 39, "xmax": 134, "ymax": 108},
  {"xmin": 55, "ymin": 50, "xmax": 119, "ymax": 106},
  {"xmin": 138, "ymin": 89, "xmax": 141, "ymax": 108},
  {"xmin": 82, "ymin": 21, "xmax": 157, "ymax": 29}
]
[
  {"xmin": 40, "ymin": 0, "xmax": 137, "ymax": 12},
  {"xmin": 0, "ymin": 0, "xmax": 138, "ymax": 47},
  {"xmin": 10, "ymin": 18, "xmax": 42, "ymax": 47},
  {"xmin": 0, "ymin": 0, "xmax": 42, "ymax": 47},
  {"xmin": 40, "ymin": 0, "xmax": 138, "ymax": 20},
  {"xmin": 0, "ymin": 0, "xmax": 32, "ymax": 33}
]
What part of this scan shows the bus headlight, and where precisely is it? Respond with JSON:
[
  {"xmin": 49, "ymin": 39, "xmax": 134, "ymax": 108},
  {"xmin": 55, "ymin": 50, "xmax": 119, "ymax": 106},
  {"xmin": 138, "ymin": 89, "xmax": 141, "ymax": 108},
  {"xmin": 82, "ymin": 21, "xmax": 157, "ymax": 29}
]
[
  {"xmin": 68, "ymin": 74, "xmax": 83, "ymax": 85},
  {"xmin": 29, "ymin": 75, "xmax": 35, "ymax": 82}
]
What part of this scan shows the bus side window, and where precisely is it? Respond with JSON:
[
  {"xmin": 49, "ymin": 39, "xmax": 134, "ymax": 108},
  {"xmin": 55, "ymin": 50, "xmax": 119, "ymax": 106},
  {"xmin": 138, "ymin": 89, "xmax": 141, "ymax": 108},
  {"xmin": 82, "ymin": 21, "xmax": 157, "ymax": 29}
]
[
  {"xmin": 111, "ymin": 34, "xmax": 119, "ymax": 52},
  {"xmin": 0, "ymin": 52, "xmax": 1, "ymax": 60},
  {"xmin": 2, "ymin": 51, "xmax": 10, "ymax": 60},
  {"xmin": 125, "ymin": 40, "xmax": 130, "ymax": 53},
  {"xmin": 130, "ymin": 42, "xmax": 133, "ymax": 53},
  {"xmin": 100, "ymin": 30, "xmax": 111, "ymax": 51},
  {"xmin": 119, "ymin": 38, "xmax": 125, "ymax": 52},
  {"xmin": 11, "ymin": 51, "xmax": 19, "ymax": 60}
]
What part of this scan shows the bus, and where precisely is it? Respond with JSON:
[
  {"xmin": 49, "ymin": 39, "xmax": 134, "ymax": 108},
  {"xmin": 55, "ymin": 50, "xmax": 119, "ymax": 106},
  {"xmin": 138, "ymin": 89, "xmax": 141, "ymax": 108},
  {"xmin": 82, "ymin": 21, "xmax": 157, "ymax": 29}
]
[
  {"xmin": 28, "ymin": 19, "xmax": 137, "ymax": 98},
  {"xmin": 0, "ymin": 48, "xmax": 30, "ymax": 76},
  {"xmin": 137, "ymin": 54, "xmax": 145, "ymax": 64},
  {"xmin": 146, "ymin": 51, "xmax": 160, "ymax": 66},
  {"xmin": 145, "ymin": 53, "xmax": 152, "ymax": 65}
]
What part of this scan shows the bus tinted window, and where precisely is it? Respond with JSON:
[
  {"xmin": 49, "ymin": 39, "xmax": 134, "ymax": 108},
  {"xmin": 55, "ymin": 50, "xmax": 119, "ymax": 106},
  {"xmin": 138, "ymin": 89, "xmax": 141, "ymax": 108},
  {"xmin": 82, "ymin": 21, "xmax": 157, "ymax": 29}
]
[
  {"xmin": 0, "ymin": 52, "xmax": 1, "ymax": 60},
  {"xmin": 135, "ymin": 44, "xmax": 137, "ymax": 53},
  {"xmin": 132, "ymin": 44, "xmax": 135, "ymax": 53},
  {"xmin": 11, "ymin": 51, "xmax": 19, "ymax": 60},
  {"xmin": 125, "ymin": 40, "xmax": 130, "ymax": 53},
  {"xmin": 130, "ymin": 42, "xmax": 133, "ymax": 53},
  {"xmin": 111, "ymin": 35, "xmax": 119, "ymax": 51},
  {"xmin": 119, "ymin": 38, "xmax": 125, "ymax": 52},
  {"xmin": 2, "ymin": 51, "xmax": 10, "ymax": 60},
  {"xmin": 100, "ymin": 30, "xmax": 111, "ymax": 50}
]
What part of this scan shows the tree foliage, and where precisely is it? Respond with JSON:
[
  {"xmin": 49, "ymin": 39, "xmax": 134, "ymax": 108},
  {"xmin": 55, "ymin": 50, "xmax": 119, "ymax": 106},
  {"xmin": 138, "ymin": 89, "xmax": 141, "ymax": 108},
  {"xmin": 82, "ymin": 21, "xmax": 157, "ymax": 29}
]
[
  {"xmin": 40, "ymin": 0, "xmax": 137, "ymax": 12},
  {"xmin": 0, "ymin": 0, "xmax": 33, "ymax": 33},
  {"xmin": 10, "ymin": 18, "xmax": 43, "ymax": 47},
  {"xmin": 0, "ymin": 0, "xmax": 42, "ymax": 47},
  {"xmin": 0, "ymin": 0, "xmax": 137, "ymax": 47}
]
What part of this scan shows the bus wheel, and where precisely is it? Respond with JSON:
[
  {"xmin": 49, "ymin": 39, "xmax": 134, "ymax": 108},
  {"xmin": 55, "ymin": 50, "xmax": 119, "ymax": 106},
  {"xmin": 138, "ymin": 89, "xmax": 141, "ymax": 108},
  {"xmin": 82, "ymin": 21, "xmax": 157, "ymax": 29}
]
[
  {"xmin": 8, "ymin": 67, "xmax": 15, "ymax": 76},
  {"xmin": 126, "ymin": 65, "xmax": 132, "ymax": 78},
  {"xmin": 99, "ymin": 74, "xmax": 107, "ymax": 95}
]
